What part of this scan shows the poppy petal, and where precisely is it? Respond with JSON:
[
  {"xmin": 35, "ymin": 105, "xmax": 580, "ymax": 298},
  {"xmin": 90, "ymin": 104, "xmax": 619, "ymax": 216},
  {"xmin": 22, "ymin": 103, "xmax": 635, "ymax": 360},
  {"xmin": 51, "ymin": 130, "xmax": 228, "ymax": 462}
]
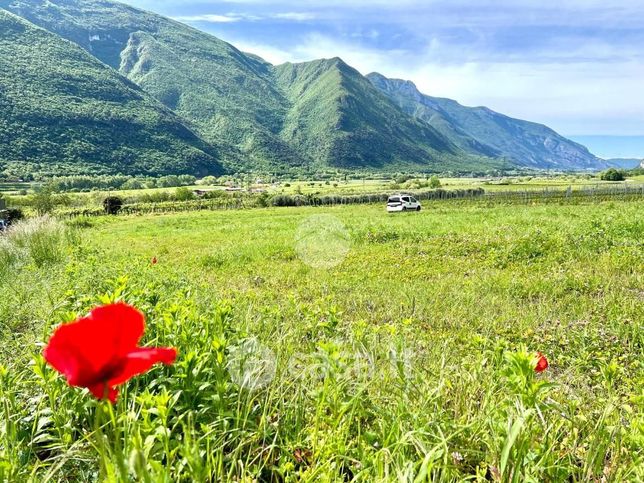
[
  {"xmin": 43, "ymin": 303, "xmax": 145, "ymax": 386},
  {"xmin": 107, "ymin": 347, "xmax": 178, "ymax": 387},
  {"xmin": 88, "ymin": 303, "xmax": 146, "ymax": 357},
  {"xmin": 88, "ymin": 383, "xmax": 119, "ymax": 403},
  {"xmin": 43, "ymin": 341, "xmax": 90, "ymax": 387},
  {"xmin": 535, "ymin": 352, "xmax": 549, "ymax": 373}
]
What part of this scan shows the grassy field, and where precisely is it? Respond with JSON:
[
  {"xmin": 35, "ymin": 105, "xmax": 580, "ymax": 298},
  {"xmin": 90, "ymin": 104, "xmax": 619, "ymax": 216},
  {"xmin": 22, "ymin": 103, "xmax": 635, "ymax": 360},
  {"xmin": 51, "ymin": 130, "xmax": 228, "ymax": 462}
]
[{"xmin": 0, "ymin": 199, "xmax": 643, "ymax": 481}]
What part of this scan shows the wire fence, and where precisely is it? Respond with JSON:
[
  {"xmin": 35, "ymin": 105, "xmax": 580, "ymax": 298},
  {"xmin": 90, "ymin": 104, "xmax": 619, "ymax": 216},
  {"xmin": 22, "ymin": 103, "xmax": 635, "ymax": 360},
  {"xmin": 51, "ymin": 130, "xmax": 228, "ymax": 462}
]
[{"xmin": 478, "ymin": 184, "xmax": 644, "ymax": 204}]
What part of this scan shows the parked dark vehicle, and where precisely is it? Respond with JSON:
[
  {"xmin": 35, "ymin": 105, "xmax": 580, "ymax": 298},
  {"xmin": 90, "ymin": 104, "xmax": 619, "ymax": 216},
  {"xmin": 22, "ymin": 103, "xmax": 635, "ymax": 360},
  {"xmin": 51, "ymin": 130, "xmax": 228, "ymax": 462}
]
[{"xmin": 0, "ymin": 208, "xmax": 23, "ymax": 230}]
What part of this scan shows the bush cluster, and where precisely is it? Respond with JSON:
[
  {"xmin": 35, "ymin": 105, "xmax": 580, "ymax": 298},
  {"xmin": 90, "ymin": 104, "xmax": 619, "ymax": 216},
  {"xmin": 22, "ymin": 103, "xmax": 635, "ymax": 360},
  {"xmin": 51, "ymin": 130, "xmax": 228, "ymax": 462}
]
[
  {"xmin": 44, "ymin": 175, "xmax": 199, "ymax": 193},
  {"xmin": 600, "ymin": 168, "xmax": 626, "ymax": 181}
]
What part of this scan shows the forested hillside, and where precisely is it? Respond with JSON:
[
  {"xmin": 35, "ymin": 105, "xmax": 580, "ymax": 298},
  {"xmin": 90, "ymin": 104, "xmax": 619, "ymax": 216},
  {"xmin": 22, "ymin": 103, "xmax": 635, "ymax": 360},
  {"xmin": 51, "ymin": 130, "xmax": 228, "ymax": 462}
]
[{"xmin": 0, "ymin": 9, "xmax": 224, "ymax": 178}]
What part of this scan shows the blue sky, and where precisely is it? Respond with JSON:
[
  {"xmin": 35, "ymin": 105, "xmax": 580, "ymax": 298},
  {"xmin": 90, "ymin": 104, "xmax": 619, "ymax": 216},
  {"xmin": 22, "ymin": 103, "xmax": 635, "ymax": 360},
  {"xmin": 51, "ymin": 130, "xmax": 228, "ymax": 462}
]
[{"xmin": 125, "ymin": 0, "xmax": 644, "ymax": 158}]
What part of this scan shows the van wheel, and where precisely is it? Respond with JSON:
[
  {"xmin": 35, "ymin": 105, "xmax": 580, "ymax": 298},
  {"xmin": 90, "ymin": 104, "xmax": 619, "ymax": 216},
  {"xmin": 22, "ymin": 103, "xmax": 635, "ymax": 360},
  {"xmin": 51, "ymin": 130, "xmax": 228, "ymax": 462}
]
[
  {"xmin": 416, "ymin": 206, "xmax": 421, "ymax": 212},
  {"xmin": 401, "ymin": 207, "xmax": 407, "ymax": 212}
]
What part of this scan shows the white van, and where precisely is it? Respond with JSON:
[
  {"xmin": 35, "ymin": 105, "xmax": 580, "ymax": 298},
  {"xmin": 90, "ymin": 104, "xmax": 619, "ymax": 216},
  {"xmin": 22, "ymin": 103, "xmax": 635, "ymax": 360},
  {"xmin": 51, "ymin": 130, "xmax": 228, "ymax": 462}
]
[{"xmin": 387, "ymin": 195, "xmax": 421, "ymax": 212}]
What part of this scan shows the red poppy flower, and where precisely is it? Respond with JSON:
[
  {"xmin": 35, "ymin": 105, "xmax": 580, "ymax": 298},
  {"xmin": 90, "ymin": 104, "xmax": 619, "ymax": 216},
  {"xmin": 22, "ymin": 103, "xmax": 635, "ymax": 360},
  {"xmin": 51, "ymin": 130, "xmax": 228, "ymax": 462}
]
[
  {"xmin": 535, "ymin": 352, "xmax": 549, "ymax": 373},
  {"xmin": 151, "ymin": 257, "xmax": 158, "ymax": 265},
  {"xmin": 43, "ymin": 303, "xmax": 177, "ymax": 403}
]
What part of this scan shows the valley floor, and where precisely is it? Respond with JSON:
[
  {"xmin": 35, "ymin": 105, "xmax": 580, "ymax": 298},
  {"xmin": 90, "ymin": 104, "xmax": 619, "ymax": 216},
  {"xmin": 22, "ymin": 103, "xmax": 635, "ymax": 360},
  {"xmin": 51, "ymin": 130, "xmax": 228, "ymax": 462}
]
[{"xmin": 1, "ymin": 201, "xmax": 643, "ymax": 481}]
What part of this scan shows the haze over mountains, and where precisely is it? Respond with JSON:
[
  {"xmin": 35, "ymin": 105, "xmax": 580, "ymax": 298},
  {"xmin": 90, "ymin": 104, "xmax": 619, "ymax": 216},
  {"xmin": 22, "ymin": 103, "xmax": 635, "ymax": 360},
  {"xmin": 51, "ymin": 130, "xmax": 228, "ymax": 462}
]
[{"xmin": 0, "ymin": 0, "xmax": 607, "ymax": 177}]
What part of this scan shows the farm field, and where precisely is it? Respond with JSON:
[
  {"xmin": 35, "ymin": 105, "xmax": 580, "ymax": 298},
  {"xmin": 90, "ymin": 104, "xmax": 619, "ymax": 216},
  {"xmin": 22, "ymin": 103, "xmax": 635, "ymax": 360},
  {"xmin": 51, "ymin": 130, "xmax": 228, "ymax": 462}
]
[
  {"xmin": 0, "ymin": 182, "xmax": 33, "ymax": 194},
  {"xmin": 1, "ymin": 200, "xmax": 643, "ymax": 481},
  {"xmin": 4, "ymin": 174, "xmax": 643, "ymax": 217}
]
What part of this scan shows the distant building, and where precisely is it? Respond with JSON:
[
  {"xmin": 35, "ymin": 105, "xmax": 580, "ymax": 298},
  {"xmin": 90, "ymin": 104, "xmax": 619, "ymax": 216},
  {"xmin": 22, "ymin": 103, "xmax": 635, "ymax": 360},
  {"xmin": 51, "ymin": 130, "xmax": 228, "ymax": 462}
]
[{"xmin": 193, "ymin": 188, "xmax": 224, "ymax": 197}]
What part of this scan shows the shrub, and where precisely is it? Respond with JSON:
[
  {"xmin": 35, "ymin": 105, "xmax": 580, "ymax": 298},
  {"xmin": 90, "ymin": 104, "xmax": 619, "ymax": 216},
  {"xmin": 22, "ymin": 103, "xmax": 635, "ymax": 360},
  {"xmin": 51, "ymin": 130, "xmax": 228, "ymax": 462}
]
[
  {"xmin": 256, "ymin": 192, "xmax": 270, "ymax": 208},
  {"xmin": 32, "ymin": 187, "xmax": 56, "ymax": 215},
  {"xmin": 201, "ymin": 190, "xmax": 226, "ymax": 200},
  {"xmin": 138, "ymin": 191, "xmax": 172, "ymax": 203},
  {"xmin": 601, "ymin": 168, "xmax": 626, "ymax": 181},
  {"xmin": 175, "ymin": 187, "xmax": 195, "ymax": 201},
  {"xmin": 429, "ymin": 175, "xmax": 442, "ymax": 189},
  {"xmin": 121, "ymin": 179, "xmax": 143, "ymax": 190},
  {"xmin": 103, "ymin": 196, "xmax": 124, "ymax": 215},
  {"xmin": 200, "ymin": 176, "xmax": 218, "ymax": 186}
]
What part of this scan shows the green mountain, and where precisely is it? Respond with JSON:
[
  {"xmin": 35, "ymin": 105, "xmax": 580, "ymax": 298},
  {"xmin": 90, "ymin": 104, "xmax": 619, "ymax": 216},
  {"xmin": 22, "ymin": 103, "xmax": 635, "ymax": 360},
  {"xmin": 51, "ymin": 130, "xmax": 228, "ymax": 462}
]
[
  {"xmin": 0, "ymin": 0, "xmax": 605, "ymax": 175},
  {"xmin": 273, "ymin": 58, "xmax": 500, "ymax": 171},
  {"xmin": 0, "ymin": 0, "xmax": 505, "ymax": 174},
  {"xmin": 0, "ymin": 9, "xmax": 224, "ymax": 177},
  {"xmin": 367, "ymin": 73, "xmax": 606, "ymax": 170},
  {"xmin": 0, "ymin": 0, "xmax": 305, "ymax": 172}
]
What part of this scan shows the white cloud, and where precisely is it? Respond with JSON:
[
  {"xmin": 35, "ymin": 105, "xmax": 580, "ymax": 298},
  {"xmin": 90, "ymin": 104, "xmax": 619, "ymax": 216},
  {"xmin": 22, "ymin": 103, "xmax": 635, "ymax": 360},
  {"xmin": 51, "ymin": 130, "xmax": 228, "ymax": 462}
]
[
  {"xmin": 407, "ymin": 61, "xmax": 644, "ymax": 135},
  {"xmin": 174, "ymin": 11, "xmax": 317, "ymax": 23},
  {"xmin": 174, "ymin": 14, "xmax": 242, "ymax": 22},
  {"xmin": 273, "ymin": 12, "xmax": 317, "ymax": 21},
  {"xmin": 232, "ymin": 40, "xmax": 294, "ymax": 64}
]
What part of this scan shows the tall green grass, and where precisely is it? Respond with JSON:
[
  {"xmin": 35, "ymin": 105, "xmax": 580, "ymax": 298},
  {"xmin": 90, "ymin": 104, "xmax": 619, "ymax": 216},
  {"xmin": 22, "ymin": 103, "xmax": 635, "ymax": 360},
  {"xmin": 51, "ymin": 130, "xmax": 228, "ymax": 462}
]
[
  {"xmin": 0, "ymin": 201, "xmax": 642, "ymax": 481},
  {"xmin": 0, "ymin": 216, "xmax": 71, "ymax": 272}
]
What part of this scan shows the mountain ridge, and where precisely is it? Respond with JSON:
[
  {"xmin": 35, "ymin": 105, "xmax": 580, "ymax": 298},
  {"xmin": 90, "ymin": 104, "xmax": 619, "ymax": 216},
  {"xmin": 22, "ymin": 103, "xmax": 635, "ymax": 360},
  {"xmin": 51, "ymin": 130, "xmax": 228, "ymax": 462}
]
[
  {"xmin": 0, "ymin": 0, "xmax": 606, "ymax": 176},
  {"xmin": 367, "ymin": 73, "xmax": 605, "ymax": 170},
  {"xmin": 0, "ymin": 8, "xmax": 224, "ymax": 178},
  {"xmin": 271, "ymin": 57, "xmax": 501, "ymax": 171}
]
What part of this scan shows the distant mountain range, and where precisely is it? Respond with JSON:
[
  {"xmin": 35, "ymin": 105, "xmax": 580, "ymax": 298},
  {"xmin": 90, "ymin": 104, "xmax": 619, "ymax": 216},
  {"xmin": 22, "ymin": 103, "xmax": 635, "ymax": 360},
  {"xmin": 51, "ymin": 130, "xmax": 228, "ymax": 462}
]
[
  {"xmin": 0, "ymin": 0, "xmax": 607, "ymax": 177},
  {"xmin": 367, "ymin": 74, "xmax": 604, "ymax": 171}
]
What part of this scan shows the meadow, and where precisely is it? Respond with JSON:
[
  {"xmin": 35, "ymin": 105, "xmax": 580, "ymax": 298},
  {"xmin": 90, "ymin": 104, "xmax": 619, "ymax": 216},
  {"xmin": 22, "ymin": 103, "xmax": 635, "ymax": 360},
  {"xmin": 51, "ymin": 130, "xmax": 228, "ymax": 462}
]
[{"xmin": 0, "ymin": 198, "xmax": 643, "ymax": 481}]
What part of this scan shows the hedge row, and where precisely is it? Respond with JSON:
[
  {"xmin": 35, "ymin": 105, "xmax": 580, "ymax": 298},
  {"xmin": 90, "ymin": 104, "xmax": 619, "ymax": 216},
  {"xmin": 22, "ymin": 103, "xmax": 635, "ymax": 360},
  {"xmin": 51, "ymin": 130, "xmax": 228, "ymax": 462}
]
[{"xmin": 270, "ymin": 188, "xmax": 484, "ymax": 207}]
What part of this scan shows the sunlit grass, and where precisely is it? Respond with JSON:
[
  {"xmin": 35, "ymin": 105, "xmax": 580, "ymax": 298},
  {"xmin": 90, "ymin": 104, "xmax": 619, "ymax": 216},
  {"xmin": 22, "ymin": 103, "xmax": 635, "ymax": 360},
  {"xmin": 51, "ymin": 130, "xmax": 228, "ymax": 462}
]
[{"xmin": 0, "ymin": 200, "xmax": 642, "ymax": 481}]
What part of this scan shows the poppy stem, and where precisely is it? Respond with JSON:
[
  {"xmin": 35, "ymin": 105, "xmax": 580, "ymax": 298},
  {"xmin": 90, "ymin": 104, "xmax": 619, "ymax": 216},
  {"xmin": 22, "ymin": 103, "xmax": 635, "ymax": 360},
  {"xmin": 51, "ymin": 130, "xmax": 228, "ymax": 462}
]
[
  {"xmin": 106, "ymin": 397, "xmax": 129, "ymax": 480},
  {"xmin": 94, "ymin": 399, "xmax": 108, "ymax": 479}
]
